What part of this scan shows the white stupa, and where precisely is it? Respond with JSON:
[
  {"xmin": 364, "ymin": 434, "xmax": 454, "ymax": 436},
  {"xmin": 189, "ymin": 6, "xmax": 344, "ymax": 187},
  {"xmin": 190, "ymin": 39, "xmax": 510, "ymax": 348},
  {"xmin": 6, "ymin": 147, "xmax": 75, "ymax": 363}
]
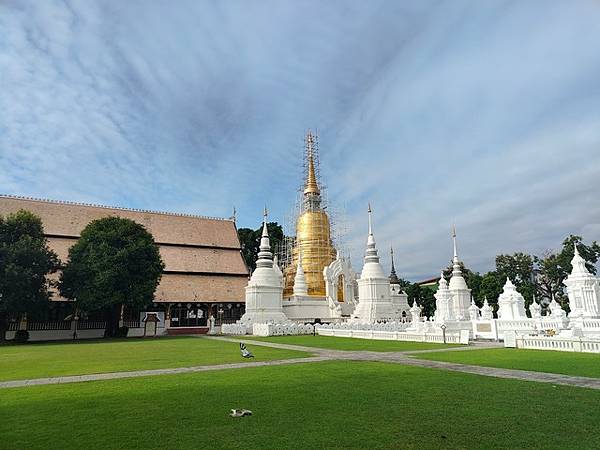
[
  {"xmin": 293, "ymin": 250, "xmax": 309, "ymax": 296},
  {"xmin": 238, "ymin": 208, "xmax": 288, "ymax": 326},
  {"xmin": 564, "ymin": 243, "xmax": 600, "ymax": 319},
  {"xmin": 496, "ymin": 278, "xmax": 527, "ymax": 320},
  {"xmin": 351, "ymin": 204, "xmax": 395, "ymax": 323},
  {"xmin": 434, "ymin": 272, "xmax": 454, "ymax": 323},
  {"xmin": 448, "ymin": 226, "xmax": 471, "ymax": 321}
]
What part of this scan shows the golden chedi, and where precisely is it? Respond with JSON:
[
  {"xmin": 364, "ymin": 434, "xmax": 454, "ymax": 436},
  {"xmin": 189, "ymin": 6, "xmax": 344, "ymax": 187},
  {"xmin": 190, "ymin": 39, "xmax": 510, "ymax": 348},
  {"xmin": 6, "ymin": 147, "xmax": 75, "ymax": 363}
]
[{"xmin": 283, "ymin": 132, "xmax": 337, "ymax": 297}]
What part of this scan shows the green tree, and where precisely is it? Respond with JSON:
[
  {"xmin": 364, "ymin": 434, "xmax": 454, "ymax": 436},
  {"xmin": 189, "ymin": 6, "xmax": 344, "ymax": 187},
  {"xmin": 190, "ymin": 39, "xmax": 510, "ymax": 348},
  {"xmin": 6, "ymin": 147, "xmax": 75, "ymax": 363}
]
[
  {"xmin": 60, "ymin": 217, "xmax": 164, "ymax": 337},
  {"xmin": 238, "ymin": 222, "xmax": 283, "ymax": 272},
  {"xmin": 495, "ymin": 252, "xmax": 537, "ymax": 307},
  {"xmin": 479, "ymin": 271, "xmax": 503, "ymax": 313},
  {"xmin": 405, "ymin": 283, "xmax": 436, "ymax": 318},
  {"xmin": 536, "ymin": 235, "xmax": 600, "ymax": 308},
  {"xmin": 0, "ymin": 210, "xmax": 59, "ymax": 340}
]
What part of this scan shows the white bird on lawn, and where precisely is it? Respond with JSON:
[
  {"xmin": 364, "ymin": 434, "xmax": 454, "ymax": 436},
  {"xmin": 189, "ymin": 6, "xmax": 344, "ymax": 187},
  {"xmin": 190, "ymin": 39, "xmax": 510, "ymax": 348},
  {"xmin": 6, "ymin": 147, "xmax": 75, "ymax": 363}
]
[
  {"xmin": 230, "ymin": 409, "xmax": 253, "ymax": 418},
  {"xmin": 240, "ymin": 342, "xmax": 254, "ymax": 358}
]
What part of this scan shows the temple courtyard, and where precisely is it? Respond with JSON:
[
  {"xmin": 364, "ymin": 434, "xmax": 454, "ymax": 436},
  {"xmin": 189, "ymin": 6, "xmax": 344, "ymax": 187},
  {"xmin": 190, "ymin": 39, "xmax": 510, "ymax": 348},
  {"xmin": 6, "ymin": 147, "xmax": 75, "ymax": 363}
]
[{"xmin": 1, "ymin": 336, "xmax": 599, "ymax": 450}]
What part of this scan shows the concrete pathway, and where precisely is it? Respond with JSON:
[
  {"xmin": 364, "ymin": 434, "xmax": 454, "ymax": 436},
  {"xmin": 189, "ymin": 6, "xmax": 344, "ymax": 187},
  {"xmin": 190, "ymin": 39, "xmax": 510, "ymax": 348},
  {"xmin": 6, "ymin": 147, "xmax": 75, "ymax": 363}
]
[{"xmin": 2, "ymin": 336, "xmax": 599, "ymax": 391}]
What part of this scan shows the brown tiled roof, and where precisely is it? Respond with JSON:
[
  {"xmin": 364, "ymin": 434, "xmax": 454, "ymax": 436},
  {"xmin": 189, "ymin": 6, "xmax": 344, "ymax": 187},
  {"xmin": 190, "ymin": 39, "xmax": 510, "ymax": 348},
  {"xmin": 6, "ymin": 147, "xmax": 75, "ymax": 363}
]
[
  {"xmin": 0, "ymin": 195, "xmax": 240, "ymax": 248},
  {"xmin": 0, "ymin": 195, "xmax": 249, "ymax": 303}
]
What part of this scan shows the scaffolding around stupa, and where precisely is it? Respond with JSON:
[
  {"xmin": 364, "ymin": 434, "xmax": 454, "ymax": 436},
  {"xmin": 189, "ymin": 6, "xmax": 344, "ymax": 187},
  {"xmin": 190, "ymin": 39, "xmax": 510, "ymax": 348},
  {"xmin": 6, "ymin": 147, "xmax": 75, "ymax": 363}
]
[{"xmin": 277, "ymin": 131, "xmax": 349, "ymax": 298}]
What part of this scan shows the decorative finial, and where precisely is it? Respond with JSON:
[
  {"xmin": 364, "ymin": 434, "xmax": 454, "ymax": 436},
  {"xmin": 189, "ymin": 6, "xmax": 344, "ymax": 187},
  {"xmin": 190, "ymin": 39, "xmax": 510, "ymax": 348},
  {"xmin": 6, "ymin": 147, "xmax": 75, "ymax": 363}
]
[
  {"xmin": 452, "ymin": 224, "xmax": 458, "ymax": 261},
  {"xmin": 232, "ymin": 206, "xmax": 237, "ymax": 223},
  {"xmin": 368, "ymin": 203, "xmax": 373, "ymax": 236},
  {"xmin": 574, "ymin": 242, "xmax": 580, "ymax": 256}
]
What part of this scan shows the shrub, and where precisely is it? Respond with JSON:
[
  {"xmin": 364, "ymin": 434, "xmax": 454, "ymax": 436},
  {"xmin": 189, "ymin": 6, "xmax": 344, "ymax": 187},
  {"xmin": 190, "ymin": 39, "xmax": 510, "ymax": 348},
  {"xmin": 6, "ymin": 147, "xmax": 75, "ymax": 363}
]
[
  {"xmin": 14, "ymin": 330, "xmax": 29, "ymax": 343},
  {"xmin": 116, "ymin": 326, "xmax": 129, "ymax": 338}
]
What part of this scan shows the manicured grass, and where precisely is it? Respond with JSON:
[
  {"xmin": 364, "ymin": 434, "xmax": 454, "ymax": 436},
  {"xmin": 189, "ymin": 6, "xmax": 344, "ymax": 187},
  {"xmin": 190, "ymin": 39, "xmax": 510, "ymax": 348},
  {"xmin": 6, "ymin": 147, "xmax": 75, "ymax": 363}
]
[
  {"xmin": 245, "ymin": 334, "xmax": 459, "ymax": 351},
  {"xmin": 1, "ymin": 361, "xmax": 599, "ymax": 449},
  {"xmin": 415, "ymin": 348, "xmax": 600, "ymax": 378},
  {"xmin": 0, "ymin": 337, "xmax": 308, "ymax": 381}
]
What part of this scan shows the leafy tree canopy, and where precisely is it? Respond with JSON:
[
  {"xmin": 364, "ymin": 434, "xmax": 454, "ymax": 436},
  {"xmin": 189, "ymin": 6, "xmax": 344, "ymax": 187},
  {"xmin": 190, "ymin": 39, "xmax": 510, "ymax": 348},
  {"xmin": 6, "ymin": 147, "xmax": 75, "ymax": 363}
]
[
  {"xmin": 0, "ymin": 210, "xmax": 59, "ymax": 339},
  {"xmin": 238, "ymin": 222, "xmax": 283, "ymax": 272},
  {"xmin": 60, "ymin": 217, "xmax": 164, "ymax": 336}
]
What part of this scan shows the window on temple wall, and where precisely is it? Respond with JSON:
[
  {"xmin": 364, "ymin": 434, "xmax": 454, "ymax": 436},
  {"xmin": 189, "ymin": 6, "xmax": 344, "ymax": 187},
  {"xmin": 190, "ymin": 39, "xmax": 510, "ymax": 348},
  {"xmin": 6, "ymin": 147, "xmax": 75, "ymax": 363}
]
[{"xmin": 337, "ymin": 274, "xmax": 345, "ymax": 302}]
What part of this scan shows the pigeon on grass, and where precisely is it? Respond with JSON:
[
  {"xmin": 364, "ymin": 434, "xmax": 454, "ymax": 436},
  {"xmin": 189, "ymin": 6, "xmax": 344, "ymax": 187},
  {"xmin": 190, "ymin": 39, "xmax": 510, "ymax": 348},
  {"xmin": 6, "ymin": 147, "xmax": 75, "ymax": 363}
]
[
  {"xmin": 240, "ymin": 342, "xmax": 254, "ymax": 358},
  {"xmin": 230, "ymin": 409, "xmax": 253, "ymax": 418}
]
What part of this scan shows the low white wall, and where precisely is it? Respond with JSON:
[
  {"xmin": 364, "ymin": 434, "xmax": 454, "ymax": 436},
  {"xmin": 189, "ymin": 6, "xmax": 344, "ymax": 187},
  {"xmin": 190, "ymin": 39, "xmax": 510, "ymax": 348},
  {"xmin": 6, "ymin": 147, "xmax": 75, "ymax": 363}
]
[
  {"xmin": 252, "ymin": 322, "xmax": 315, "ymax": 337},
  {"xmin": 505, "ymin": 333, "xmax": 600, "ymax": 354},
  {"xmin": 316, "ymin": 327, "xmax": 470, "ymax": 344}
]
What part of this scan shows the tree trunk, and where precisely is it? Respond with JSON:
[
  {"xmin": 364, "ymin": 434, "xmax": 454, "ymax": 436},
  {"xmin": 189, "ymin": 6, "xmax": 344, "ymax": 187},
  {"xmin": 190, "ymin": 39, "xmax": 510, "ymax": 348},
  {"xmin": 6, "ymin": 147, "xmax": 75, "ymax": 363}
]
[
  {"xmin": 0, "ymin": 311, "xmax": 7, "ymax": 342},
  {"xmin": 104, "ymin": 304, "xmax": 122, "ymax": 338}
]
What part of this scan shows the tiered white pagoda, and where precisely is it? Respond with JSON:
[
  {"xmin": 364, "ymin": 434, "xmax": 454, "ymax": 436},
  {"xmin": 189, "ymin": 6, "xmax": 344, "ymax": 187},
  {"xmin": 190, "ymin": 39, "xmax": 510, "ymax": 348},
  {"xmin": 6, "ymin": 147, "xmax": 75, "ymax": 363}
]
[
  {"xmin": 351, "ymin": 205, "xmax": 395, "ymax": 323},
  {"xmin": 448, "ymin": 227, "xmax": 472, "ymax": 321},
  {"xmin": 496, "ymin": 278, "xmax": 527, "ymax": 320},
  {"xmin": 237, "ymin": 209, "xmax": 289, "ymax": 327}
]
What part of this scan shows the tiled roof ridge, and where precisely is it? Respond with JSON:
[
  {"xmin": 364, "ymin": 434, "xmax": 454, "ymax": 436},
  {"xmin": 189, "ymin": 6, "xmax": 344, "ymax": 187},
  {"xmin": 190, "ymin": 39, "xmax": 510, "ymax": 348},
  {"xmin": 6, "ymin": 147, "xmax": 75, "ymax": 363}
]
[{"xmin": 0, "ymin": 194, "xmax": 233, "ymax": 222}]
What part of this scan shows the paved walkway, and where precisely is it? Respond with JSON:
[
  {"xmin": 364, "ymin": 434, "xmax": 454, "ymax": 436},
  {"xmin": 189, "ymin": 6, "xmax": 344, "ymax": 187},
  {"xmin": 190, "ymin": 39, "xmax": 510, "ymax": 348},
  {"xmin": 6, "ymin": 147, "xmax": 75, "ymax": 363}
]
[{"xmin": 2, "ymin": 336, "xmax": 599, "ymax": 391}]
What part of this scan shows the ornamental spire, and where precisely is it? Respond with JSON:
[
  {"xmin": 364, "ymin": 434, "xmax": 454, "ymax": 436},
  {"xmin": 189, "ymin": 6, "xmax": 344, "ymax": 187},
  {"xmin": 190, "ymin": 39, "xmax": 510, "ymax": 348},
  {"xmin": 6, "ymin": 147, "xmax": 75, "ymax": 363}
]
[
  {"xmin": 389, "ymin": 246, "xmax": 400, "ymax": 285},
  {"xmin": 571, "ymin": 242, "xmax": 590, "ymax": 275},
  {"xmin": 304, "ymin": 131, "xmax": 320, "ymax": 196},
  {"xmin": 452, "ymin": 224, "xmax": 458, "ymax": 263},
  {"xmin": 256, "ymin": 207, "xmax": 273, "ymax": 269},
  {"xmin": 364, "ymin": 203, "xmax": 379, "ymax": 264},
  {"xmin": 451, "ymin": 225, "xmax": 462, "ymax": 277}
]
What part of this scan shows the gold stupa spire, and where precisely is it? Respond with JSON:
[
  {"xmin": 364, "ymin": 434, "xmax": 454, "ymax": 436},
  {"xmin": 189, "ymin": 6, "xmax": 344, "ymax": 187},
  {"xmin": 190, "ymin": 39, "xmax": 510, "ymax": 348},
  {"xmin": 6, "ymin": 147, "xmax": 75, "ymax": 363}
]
[
  {"xmin": 304, "ymin": 132, "xmax": 320, "ymax": 195},
  {"xmin": 283, "ymin": 130, "xmax": 337, "ymax": 298}
]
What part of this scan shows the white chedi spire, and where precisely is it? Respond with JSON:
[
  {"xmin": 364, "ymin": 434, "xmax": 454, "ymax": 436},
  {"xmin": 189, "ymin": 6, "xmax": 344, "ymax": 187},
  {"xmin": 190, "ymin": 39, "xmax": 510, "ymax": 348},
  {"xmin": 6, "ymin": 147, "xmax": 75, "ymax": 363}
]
[
  {"xmin": 497, "ymin": 277, "xmax": 527, "ymax": 320},
  {"xmin": 256, "ymin": 207, "xmax": 273, "ymax": 269},
  {"xmin": 480, "ymin": 297, "xmax": 493, "ymax": 320},
  {"xmin": 438, "ymin": 271, "xmax": 448, "ymax": 290},
  {"xmin": 293, "ymin": 250, "xmax": 308, "ymax": 296},
  {"xmin": 351, "ymin": 204, "xmax": 395, "ymax": 323},
  {"xmin": 360, "ymin": 203, "xmax": 386, "ymax": 278},
  {"xmin": 468, "ymin": 297, "xmax": 480, "ymax": 320},
  {"xmin": 571, "ymin": 243, "xmax": 590, "ymax": 275},
  {"xmin": 449, "ymin": 225, "xmax": 467, "ymax": 288}
]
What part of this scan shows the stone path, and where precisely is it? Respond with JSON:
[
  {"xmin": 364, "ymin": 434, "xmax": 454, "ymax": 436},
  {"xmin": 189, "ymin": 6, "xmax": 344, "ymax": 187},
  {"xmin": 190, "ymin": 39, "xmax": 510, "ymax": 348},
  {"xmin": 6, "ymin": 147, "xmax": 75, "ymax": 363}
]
[{"xmin": 2, "ymin": 336, "xmax": 599, "ymax": 391}]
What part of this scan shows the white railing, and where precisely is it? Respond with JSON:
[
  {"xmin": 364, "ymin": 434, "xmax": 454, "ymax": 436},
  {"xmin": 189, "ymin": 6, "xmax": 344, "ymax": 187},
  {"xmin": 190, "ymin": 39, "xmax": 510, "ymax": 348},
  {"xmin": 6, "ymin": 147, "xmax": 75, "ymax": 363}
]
[
  {"xmin": 513, "ymin": 334, "xmax": 600, "ymax": 354},
  {"xmin": 252, "ymin": 322, "xmax": 315, "ymax": 337},
  {"xmin": 221, "ymin": 322, "xmax": 249, "ymax": 335},
  {"xmin": 317, "ymin": 321, "xmax": 412, "ymax": 332},
  {"xmin": 316, "ymin": 327, "xmax": 469, "ymax": 344}
]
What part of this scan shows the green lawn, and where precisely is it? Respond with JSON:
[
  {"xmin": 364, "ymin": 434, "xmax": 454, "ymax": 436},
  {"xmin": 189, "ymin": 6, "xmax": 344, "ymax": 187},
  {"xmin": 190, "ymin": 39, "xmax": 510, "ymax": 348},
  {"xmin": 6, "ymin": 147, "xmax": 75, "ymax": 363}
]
[
  {"xmin": 0, "ymin": 337, "xmax": 308, "ymax": 381},
  {"xmin": 415, "ymin": 348, "xmax": 600, "ymax": 378},
  {"xmin": 1, "ymin": 361, "xmax": 599, "ymax": 449},
  {"xmin": 244, "ymin": 334, "xmax": 459, "ymax": 352}
]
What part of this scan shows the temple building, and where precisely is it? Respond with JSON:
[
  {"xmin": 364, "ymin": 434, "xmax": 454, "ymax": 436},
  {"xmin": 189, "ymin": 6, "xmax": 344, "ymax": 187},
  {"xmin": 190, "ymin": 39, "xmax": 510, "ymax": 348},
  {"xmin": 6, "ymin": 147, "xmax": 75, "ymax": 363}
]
[{"xmin": 0, "ymin": 195, "xmax": 248, "ymax": 333}]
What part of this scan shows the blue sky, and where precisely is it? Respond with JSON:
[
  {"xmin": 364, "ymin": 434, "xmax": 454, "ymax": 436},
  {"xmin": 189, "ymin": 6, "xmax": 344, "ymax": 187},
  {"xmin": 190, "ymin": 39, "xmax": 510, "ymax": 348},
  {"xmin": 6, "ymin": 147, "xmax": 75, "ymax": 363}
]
[{"xmin": 1, "ymin": 0, "xmax": 599, "ymax": 280}]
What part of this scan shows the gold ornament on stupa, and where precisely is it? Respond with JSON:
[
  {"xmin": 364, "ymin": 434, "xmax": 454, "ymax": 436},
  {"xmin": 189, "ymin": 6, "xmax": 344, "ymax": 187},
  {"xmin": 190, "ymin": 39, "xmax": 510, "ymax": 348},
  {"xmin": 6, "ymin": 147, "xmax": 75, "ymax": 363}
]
[{"xmin": 283, "ymin": 131, "xmax": 337, "ymax": 297}]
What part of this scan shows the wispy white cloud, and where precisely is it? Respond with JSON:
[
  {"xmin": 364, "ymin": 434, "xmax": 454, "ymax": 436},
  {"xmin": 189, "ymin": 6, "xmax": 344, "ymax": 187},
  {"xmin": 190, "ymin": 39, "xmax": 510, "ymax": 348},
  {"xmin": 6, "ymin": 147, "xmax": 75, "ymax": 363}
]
[{"xmin": 1, "ymin": 0, "xmax": 599, "ymax": 280}]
